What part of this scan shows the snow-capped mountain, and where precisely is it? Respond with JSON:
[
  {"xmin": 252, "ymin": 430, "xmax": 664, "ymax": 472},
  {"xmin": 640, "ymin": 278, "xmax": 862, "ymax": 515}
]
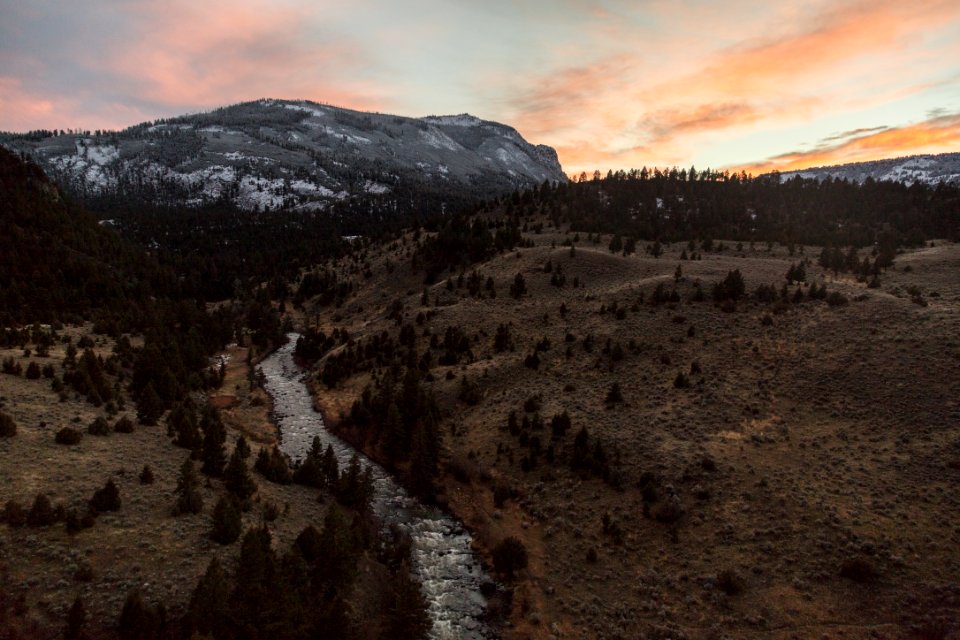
[
  {"xmin": 778, "ymin": 152, "xmax": 960, "ymax": 186},
  {"xmin": 1, "ymin": 99, "xmax": 565, "ymax": 212}
]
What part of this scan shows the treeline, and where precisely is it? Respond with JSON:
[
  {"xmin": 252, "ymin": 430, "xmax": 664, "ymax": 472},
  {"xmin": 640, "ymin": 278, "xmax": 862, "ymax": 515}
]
[
  {"xmin": 494, "ymin": 169, "xmax": 959, "ymax": 247},
  {"xmin": 0, "ymin": 147, "xmax": 183, "ymax": 326},
  {"xmin": 414, "ymin": 214, "xmax": 529, "ymax": 283},
  {"xmin": 315, "ymin": 324, "xmax": 444, "ymax": 497}
]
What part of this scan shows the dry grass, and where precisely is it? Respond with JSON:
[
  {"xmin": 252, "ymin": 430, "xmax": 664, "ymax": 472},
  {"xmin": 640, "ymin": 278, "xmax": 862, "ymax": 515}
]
[
  {"xmin": 306, "ymin": 230, "xmax": 960, "ymax": 639},
  {"xmin": 0, "ymin": 329, "xmax": 327, "ymax": 633}
]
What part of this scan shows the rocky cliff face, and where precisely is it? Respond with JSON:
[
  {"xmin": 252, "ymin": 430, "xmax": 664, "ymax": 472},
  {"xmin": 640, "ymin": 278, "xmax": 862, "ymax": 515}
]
[{"xmin": 2, "ymin": 99, "xmax": 566, "ymax": 213}]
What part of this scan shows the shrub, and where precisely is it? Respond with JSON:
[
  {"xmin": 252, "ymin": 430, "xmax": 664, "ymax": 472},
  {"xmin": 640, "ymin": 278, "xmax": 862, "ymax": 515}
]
[
  {"xmin": 492, "ymin": 537, "xmax": 528, "ymax": 579},
  {"xmin": 2, "ymin": 500, "xmax": 27, "ymax": 527},
  {"xmin": 445, "ymin": 456, "xmax": 477, "ymax": 484},
  {"xmin": 139, "ymin": 465, "xmax": 155, "ymax": 485},
  {"xmin": 55, "ymin": 426, "xmax": 83, "ymax": 445},
  {"xmin": 605, "ymin": 382, "xmax": 623, "ymax": 403},
  {"xmin": 839, "ymin": 556, "xmax": 876, "ymax": 582},
  {"xmin": 673, "ymin": 372, "xmax": 691, "ymax": 389},
  {"xmin": 25, "ymin": 361, "xmax": 41, "ymax": 379},
  {"xmin": 1, "ymin": 357, "xmax": 22, "ymax": 376},
  {"xmin": 717, "ymin": 568, "xmax": 744, "ymax": 595},
  {"xmin": 114, "ymin": 415, "xmax": 135, "ymax": 433},
  {"xmin": 89, "ymin": 479, "xmax": 121, "ymax": 513},
  {"xmin": 0, "ymin": 411, "xmax": 16, "ymax": 437},
  {"xmin": 826, "ymin": 291, "xmax": 849, "ymax": 307},
  {"xmin": 88, "ymin": 416, "xmax": 111, "ymax": 436}
]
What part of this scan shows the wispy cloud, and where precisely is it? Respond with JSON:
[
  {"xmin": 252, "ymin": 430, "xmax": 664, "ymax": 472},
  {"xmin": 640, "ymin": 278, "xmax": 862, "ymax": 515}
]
[
  {"xmin": 734, "ymin": 111, "xmax": 960, "ymax": 174},
  {"xmin": 503, "ymin": 0, "xmax": 960, "ymax": 172}
]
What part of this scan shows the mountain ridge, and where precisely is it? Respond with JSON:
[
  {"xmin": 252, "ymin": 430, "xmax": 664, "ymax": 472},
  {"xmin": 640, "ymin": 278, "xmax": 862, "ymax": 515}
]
[
  {"xmin": 0, "ymin": 98, "xmax": 566, "ymax": 214},
  {"xmin": 777, "ymin": 151, "xmax": 960, "ymax": 185}
]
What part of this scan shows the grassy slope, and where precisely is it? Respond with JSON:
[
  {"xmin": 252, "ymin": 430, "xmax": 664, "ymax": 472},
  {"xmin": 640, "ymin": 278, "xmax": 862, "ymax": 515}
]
[
  {"xmin": 305, "ymin": 225, "xmax": 960, "ymax": 640},
  {"xmin": 0, "ymin": 328, "xmax": 327, "ymax": 633}
]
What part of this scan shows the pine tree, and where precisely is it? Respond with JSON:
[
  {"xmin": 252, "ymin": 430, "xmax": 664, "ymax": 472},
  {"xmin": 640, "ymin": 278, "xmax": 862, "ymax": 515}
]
[
  {"xmin": 184, "ymin": 558, "xmax": 229, "ymax": 637},
  {"xmin": 172, "ymin": 458, "xmax": 203, "ymax": 515},
  {"xmin": 224, "ymin": 447, "xmax": 256, "ymax": 509},
  {"xmin": 211, "ymin": 496, "xmax": 242, "ymax": 544},
  {"xmin": 27, "ymin": 493, "xmax": 55, "ymax": 526},
  {"xmin": 169, "ymin": 401, "xmax": 201, "ymax": 451},
  {"xmin": 509, "ymin": 272, "xmax": 527, "ymax": 299},
  {"xmin": 136, "ymin": 382, "xmax": 163, "ymax": 426},
  {"xmin": 117, "ymin": 591, "xmax": 161, "ymax": 640},
  {"xmin": 382, "ymin": 560, "xmax": 430, "ymax": 639},
  {"xmin": 235, "ymin": 435, "xmax": 252, "ymax": 459},
  {"xmin": 294, "ymin": 436, "xmax": 325, "ymax": 487},
  {"xmin": 409, "ymin": 421, "xmax": 439, "ymax": 497},
  {"xmin": 65, "ymin": 595, "xmax": 86, "ymax": 640},
  {"xmin": 321, "ymin": 444, "xmax": 340, "ymax": 489},
  {"xmin": 200, "ymin": 405, "xmax": 227, "ymax": 476}
]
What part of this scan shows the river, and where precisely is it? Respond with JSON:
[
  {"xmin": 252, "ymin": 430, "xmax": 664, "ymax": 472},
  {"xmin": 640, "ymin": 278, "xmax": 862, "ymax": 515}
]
[{"xmin": 259, "ymin": 334, "xmax": 497, "ymax": 639}]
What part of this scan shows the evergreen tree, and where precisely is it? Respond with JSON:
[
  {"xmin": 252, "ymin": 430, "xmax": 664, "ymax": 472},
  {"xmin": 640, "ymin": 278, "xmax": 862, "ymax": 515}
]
[
  {"xmin": 117, "ymin": 591, "xmax": 161, "ymax": 640},
  {"xmin": 409, "ymin": 421, "xmax": 439, "ymax": 497},
  {"xmin": 200, "ymin": 405, "xmax": 227, "ymax": 476},
  {"xmin": 293, "ymin": 436, "xmax": 325, "ymax": 487},
  {"xmin": 211, "ymin": 496, "xmax": 242, "ymax": 544},
  {"xmin": 169, "ymin": 401, "xmax": 201, "ymax": 451},
  {"xmin": 64, "ymin": 595, "xmax": 86, "ymax": 640},
  {"xmin": 321, "ymin": 444, "xmax": 340, "ymax": 489},
  {"xmin": 136, "ymin": 382, "xmax": 163, "ymax": 426},
  {"xmin": 509, "ymin": 272, "xmax": 527, "ymax": 299},
  {"xmin": 235, "ymin": 435, "xmax": 252, "ymax": 459},
  {"xmin": 172, "ymin": 458, "xmax": 203, "ymax": 515},
  {"xmin": 225, "ymin": 447, "xmax": 256, "ymax": 509},
  {"xmin": 27, "ymin": 493, "xmax": 55, "ymax": 526},
  {"xmin": 382, "ymin": 560, "xmax": 431, "ymax": 639},
  {"xmin": 184, "ymin": 558, "xmax": 229, "ymax": 638}
]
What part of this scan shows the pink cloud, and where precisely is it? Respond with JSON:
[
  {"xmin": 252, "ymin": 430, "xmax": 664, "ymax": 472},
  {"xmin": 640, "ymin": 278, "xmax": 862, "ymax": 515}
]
[
  {"xmin": 734, "ymin": 111, "xmax": 960, "ymax": 174},
  {"xmin": 505, "ymin": 0, "xmax": 960, "ymax": 173},
  {"xmin": 107, "ymin": 0, "xmax": 388, "ymax": 112}
]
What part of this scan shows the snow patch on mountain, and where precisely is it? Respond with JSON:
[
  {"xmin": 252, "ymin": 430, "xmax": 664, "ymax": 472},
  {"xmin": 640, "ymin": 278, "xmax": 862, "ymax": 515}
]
[
  {"xmin": 422, "ymin": 114, "xmax": 482, "ymax": 127},
  {"xmin": 420, "ymin": 127, "xmax": 462, "ymax": 151},
  {"xmin": 364, "ymin": 180, "xmax": 391, "ymax": 194},
  {"xmin": 778, "ymin": 153, "xmax": 960, "ymax": 186}
]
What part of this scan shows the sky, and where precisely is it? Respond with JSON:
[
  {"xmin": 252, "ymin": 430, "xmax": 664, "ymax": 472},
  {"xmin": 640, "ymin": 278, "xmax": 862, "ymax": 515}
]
[{"xmin": 1, "ymin": 0, "xmax": 959, "ymax": 176}]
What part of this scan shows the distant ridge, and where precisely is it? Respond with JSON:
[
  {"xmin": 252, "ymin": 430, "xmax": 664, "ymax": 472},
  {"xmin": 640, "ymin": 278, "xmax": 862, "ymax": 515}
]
[
  {"xmin": 777, "ymin": 152, "xmax": 960, "ymax": 185},
  {"xmin": 1, "ymin": 98, "xmax": 566, "ymax": 213}
]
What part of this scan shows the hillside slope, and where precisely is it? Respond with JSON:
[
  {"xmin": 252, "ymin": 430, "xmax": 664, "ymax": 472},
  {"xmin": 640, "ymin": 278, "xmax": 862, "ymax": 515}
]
[
  {"xmin": 298, "ymin": 219, "xmax": 960, "ymax": 639},
  {"xmin": 0, "ymin": 147, "xmax": 172, "ymax": 325}
]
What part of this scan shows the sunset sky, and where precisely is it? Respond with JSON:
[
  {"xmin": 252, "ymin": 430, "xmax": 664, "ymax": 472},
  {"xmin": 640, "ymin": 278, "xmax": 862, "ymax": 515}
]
[{"xmin": 2, "ymin": 0, "xmax": 959, "ymax": 175}]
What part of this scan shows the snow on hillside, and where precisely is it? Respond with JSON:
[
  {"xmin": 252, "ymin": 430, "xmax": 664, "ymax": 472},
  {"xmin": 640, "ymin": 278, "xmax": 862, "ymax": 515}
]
[
  {"xmin": 2, "ymin": 98, "xmax": 567, "ymax": 212},
  {"xmin": 778, "ymin": 153, "xmax": 960, "ymax": 186}
]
